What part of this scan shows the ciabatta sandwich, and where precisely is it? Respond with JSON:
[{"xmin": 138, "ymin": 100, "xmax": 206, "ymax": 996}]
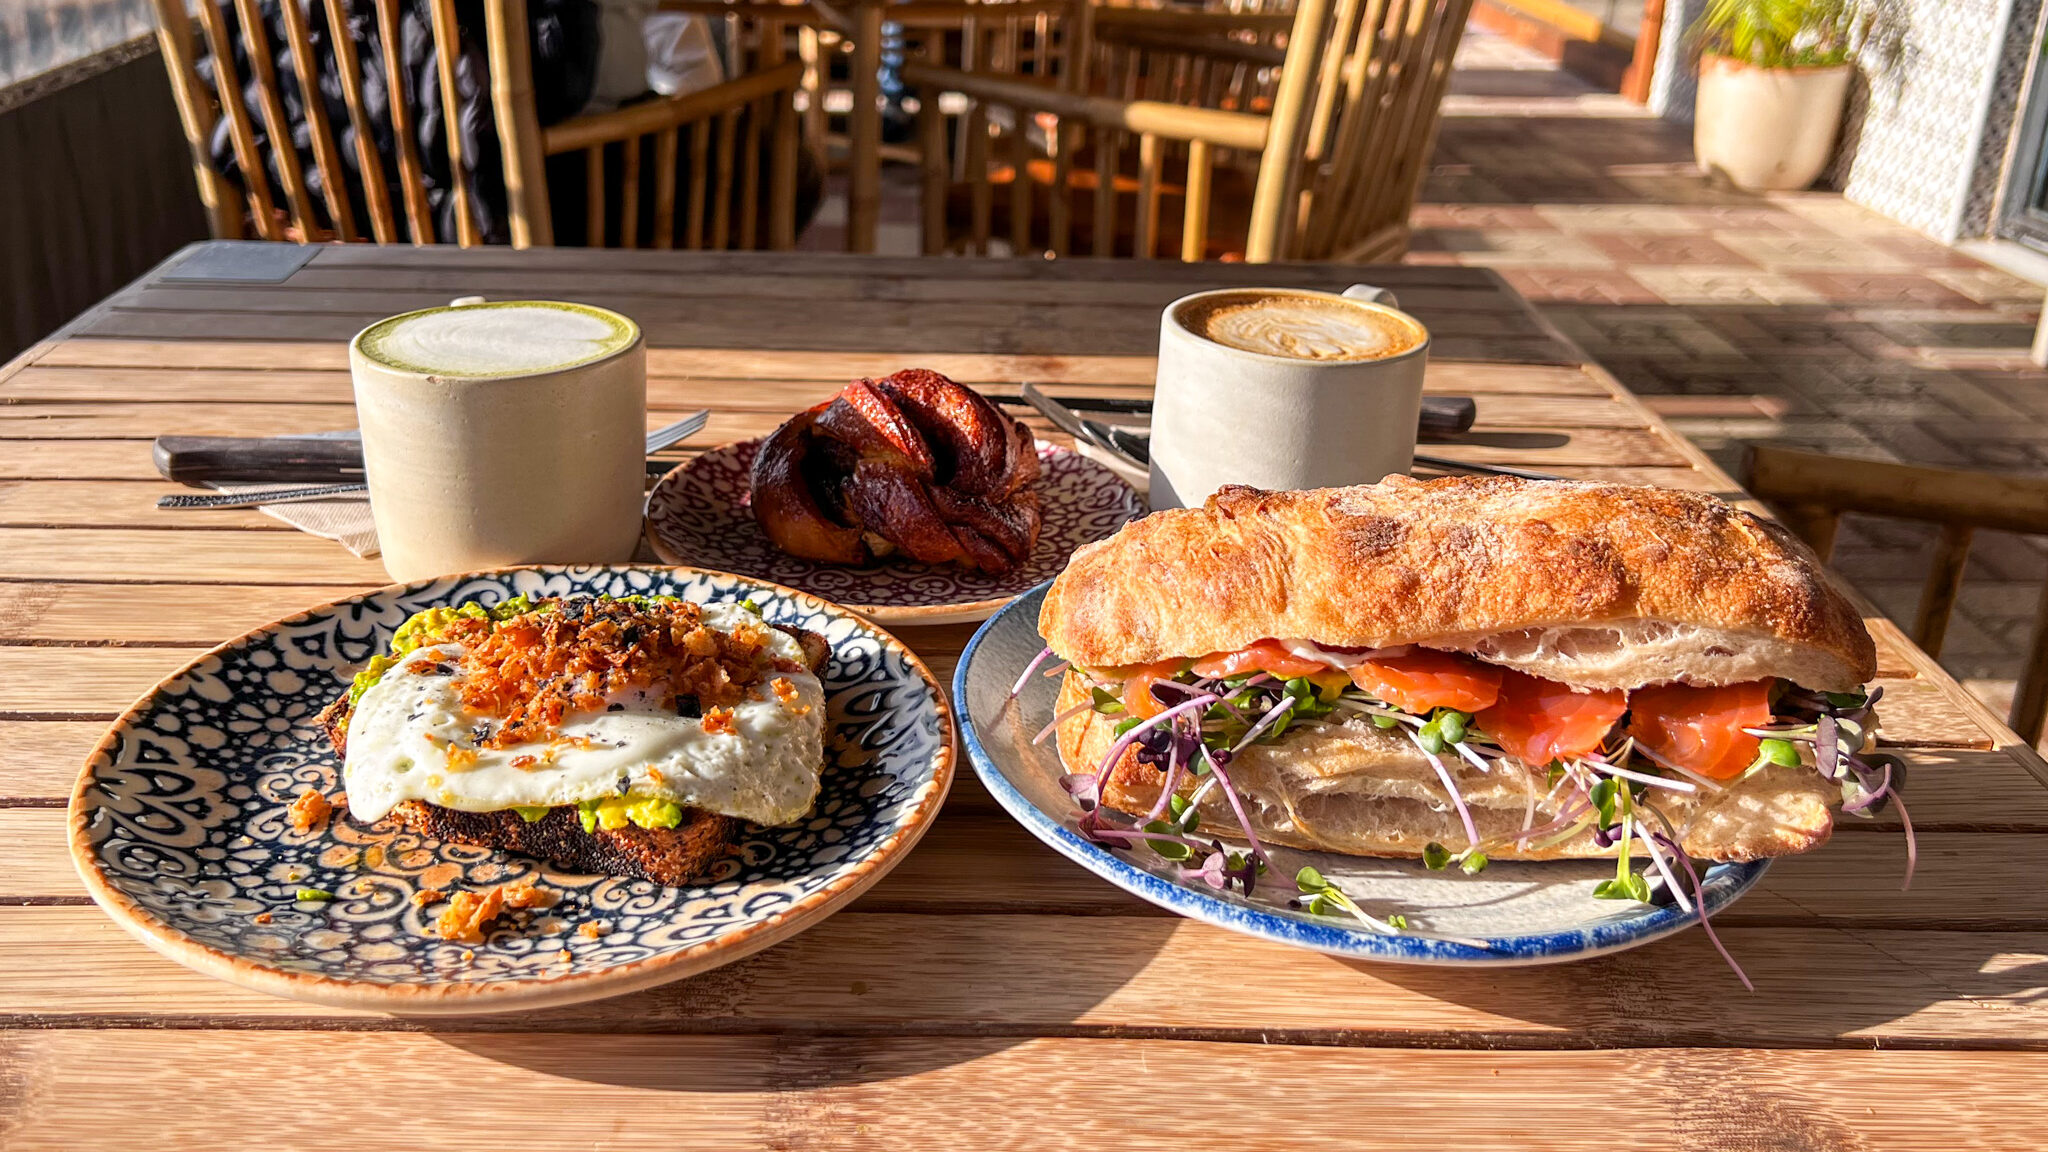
[{"xmin": 1039, "ymin": 478, "xmax": 1903, "ymax": 898}]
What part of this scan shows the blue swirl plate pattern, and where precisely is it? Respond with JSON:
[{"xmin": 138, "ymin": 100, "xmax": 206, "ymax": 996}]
[
  {"xmin": 956, "ymin": 583, "xmax": 1768, "ymax": 966},
  {"xmin": 69, "ymin": 566, "xmax": 953, "ymax": 1012}
]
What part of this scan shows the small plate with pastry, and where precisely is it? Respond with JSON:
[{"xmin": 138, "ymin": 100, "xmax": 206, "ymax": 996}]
[
  {"xmin": 955, "ymin": 477, "xmax": 1910, "ymax": 974},
  {"xmin": 645, "ymin": 369, "xmax": 1145, "ymax": 625},
  {"xmin": 69, "ymin": 566, "xmax": 952, "ymax": 1012}
]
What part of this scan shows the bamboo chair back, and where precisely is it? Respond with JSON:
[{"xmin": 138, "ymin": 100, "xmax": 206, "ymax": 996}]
[
  {"xmin": 906, "ymin": 0, "xmax": 1472, "ymax": 262},
  {"xmin": 1744, "ymin": 445, "xmax": 2048, "ymax": 744},
  {"xmin": 150, "ymin": 0, "xmax": 807, "ymax": 248}
]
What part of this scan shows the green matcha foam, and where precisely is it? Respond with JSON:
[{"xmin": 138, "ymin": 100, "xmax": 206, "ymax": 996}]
[{"xmin": 355, "ymin": 301, "xmax": 638, "ymax": 378}]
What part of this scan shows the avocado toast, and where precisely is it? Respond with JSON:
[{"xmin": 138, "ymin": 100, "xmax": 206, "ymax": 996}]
[{"xmin": 318, "ymin": 594, "xmax": 831, "ymax": 886}]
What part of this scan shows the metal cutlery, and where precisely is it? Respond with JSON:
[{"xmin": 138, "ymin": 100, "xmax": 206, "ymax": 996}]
[
  {"xmin": 1019, "ymin": 384, "xmax": 1560, "ymax": 482},
  {"xmin": 156, "ymin": 411, "xmax": 710, "ymax": 510},
  {"xmin": 999, "ymin": 390, "xmax": 1478, "ymax": 437},
  {"xmin": 1410, "ymin": 454, "xmax": 1564, "ymax": 482}
]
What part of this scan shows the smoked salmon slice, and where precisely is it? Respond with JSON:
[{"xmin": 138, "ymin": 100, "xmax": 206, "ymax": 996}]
[
  {"xmin": 1476, "ymin": 670, "xmax": 1627, "ymax": 766},
  {"xmin": 1347, "ymin": 650, "xmax": 1503, "ymax": 714},
  {"xmin": 1625, "ymin": 681, "xmax": 1773, "ymax": 780}
]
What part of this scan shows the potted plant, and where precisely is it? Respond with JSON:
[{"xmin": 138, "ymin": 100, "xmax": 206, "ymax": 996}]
[{"xmin": 1691, "ymin": 0, "xmax": 1861, "ymax": 191}]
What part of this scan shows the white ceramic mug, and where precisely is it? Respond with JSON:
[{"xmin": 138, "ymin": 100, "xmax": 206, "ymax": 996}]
[
  {"xmin": 350, "ymin": 299, "xmax": 648, "ymax": 582},
  {"xmin": 1148, "ymin": 284, "xmax": 1430, "ymax": 510}
]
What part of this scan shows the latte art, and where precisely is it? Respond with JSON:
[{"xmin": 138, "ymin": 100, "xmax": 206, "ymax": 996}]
[
  {"xmin": 357, "ymin": 301, "xmax": 638, "ymax": 378},
  {"xmin": 1176, "ymin": 291, "xmax": 1425, "ymax": 362}
]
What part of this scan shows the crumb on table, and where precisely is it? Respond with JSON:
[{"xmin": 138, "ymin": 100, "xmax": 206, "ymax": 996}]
[
  {"xmin": 557, "ymin": 949, "xmax": 574, "ymax": 964},
  {"xmin": 253, "ymin": 912, "xmax": 273, "ymax": 924},
  {"xmin": 577, "ymin": 921, "xmax": 608, "ymax": 940},
  {"xmin": 287, "ymin": 789, "xmax": 332, "ymax": 834},
  {"xmin": 412, "ymin": 889, "xmax": 445, "ymax": 908}
]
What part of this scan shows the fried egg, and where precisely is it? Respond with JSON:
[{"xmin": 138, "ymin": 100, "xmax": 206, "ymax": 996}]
[{"xmin": 342, "ymin": 603, "xmax": 827, "ymax": 827}]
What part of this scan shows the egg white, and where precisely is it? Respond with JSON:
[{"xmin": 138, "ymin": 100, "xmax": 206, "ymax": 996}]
[{"xmin": 342, "ymin": 603, "xmax": 827, "ymax": 828}]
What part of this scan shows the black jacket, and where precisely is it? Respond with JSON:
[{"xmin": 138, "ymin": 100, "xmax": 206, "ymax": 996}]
[{"xmin": 198, "ymin": 0, "xmax": 600, "ymax": 245}]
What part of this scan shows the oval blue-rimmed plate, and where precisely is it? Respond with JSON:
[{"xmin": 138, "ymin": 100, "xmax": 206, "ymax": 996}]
[
  {"xmin": 70, "ymin": 565, "xmax": 953, "ymax": 1012},
  {"xmin": 956, "ymin": 582, "xmax": 1768, "ymax": 965}
]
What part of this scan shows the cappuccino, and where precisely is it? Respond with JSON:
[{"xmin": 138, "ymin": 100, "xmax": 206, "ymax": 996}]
[
  {"xmin": 1175, "ymin": 290, "xmax": 1424, "ymax": 362},
  {"xmin": 1151, "ymin": 284, "xmax": 1430, "ymax": 508},
  {"xmin": 356, "ymin": 300, "xmax": 638, "ymax": 378}
]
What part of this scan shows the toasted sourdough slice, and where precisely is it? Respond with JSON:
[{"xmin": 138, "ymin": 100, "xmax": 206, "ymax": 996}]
[
  {"xmin": 1039, "ymin": 477, "xmax": 1876, "ymax": 692},
  {"xmin": 1055, "ymin": 671, "xmax": 1833, "ymax": 862},
  {"xmin": 318, "ymin": 622, "xmax": 830, "ymax": 887}
]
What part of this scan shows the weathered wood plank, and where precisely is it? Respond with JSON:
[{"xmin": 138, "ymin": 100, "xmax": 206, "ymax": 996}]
[
  {"xmin": 4, "ymin": 906, "xmax": 2046, "ymax": 1047},
  {"xmin": 0, "ymin": 426, "xmax": 1688, "ymax": 483},
  {"xmin": 12, "ymin": 802, "xmax": 2038, "ymax": 928},
  {"xmin": 2, "ymin": 1031, "xmax": 2043, "ymax": 1150},
  {"xmin": 0, "ymin": 583, "xmax": 377, "ymax": 643},
  {"xmin": 0, "ymin": 529, "xmax": 388, "ymax": 582},
  {"xmin": 124, "ymin": 275, "xmax": 1526, "ymax": 315},
  {"xmin": 0, "ymin": 721, "xmax": 108, "ymax": 797},
  {"xmin": 297, "ymin": 244, "xmax": 1509, "ymax": 286},
  {"xmin": 0, "ymin": 481, "xmax": 299, "ymax": 530},
  {"xmin": 0, "ymin": 646, "xmax": 213, "ymax": 714},
  {"xmin": 0, "ymin": 393, "xmax": 1652, "ymax": 436},
  {"xmin": 14, "ymin": 349, "xmax": 1613, "ymax": 395}
]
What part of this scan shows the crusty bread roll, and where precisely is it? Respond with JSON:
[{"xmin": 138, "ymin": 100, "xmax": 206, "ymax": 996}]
[
  {"xmin": 1039, "ymin": 477, "xmax": 1875, "ymax": 692},
  {"xmin": 1056, "ymin": 671, "xmax": 1834, "ymax": 862}
]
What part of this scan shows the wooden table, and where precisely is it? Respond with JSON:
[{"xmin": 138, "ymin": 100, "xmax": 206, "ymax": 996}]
[{"xmin": 4, "ymin": 242, "xmax": 2045, "ymax": 1147}]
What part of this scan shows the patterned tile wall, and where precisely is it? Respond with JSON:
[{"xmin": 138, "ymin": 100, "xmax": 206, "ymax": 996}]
[
  {"xmin": 1838, "ymin": 0, "xmax": 2022, "ymax": 241},
  {"xmin": 1959, "ymin": 0, "xmax": 2046, "ymax": 237}
]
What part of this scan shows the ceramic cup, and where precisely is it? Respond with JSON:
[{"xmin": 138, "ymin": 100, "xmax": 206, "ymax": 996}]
[
  {"xmin": 1148, "ymin": 284, "xmax": 1430, "ymax": 510},
  {"xmin": 350, "ymin": 299, "xmax": 647, "ymax": 582}
]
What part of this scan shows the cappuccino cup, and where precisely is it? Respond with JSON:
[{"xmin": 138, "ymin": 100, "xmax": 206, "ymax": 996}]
[
  {"xmin": 350, "ymin": 299, "xmax": 647, "ymax": 582},
  {"xmin": 1149, "ymin": 285, "xmax": 1429, "ymax": 510}
]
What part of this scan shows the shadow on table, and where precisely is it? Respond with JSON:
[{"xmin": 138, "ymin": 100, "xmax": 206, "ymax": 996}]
[
  {"xmin": 422, "ymin": 914, "xmax": 1178, "ymax": 1088},
  {"xmin": 1345, "ymin": 915, "xmax": 2048, "ymax": 1046}
]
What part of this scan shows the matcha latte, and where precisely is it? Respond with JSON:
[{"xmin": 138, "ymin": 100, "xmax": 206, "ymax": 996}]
[
  {"xmin": 355, "ymin": 300, "xmax": 639, "ymax": 379},
  {"xmin": 349, "ymin": 300, "xmax": 647, "ymax": 582}
]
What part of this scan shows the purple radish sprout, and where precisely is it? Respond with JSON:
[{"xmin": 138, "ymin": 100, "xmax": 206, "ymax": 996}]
[
  {"xmin": 1010, "ymin": 647, "xmax": 1054, "ymax": 697},
  {"xmin": 1408, "ymin": 729, "xmax": 1479, "ymax": 850},
  {"xmin": 1033, "ymin": 699, "xmax": 1096, "ymax": 746}
]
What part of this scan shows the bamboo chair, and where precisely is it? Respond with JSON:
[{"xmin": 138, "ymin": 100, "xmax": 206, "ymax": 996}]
[
  {"xmin": 149, "ymin": 0, "xmax": 808, "ymax": 248},
  {"xmin": 1744, "ymin": 445, "xmax": 2048, "ymax": 744},
  {"xmin": 802, "ymin": 0, "xmax": 1069, "ymax": 252},
  {"xmin": 904, "ymin": 0, "xmax": 1473, "ymax": 261}
]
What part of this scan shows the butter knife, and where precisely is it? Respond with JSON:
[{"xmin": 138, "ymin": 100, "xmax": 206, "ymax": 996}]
[{"xmin": 157, "ymin": 411, "xmax": 710, "ymax": 510}]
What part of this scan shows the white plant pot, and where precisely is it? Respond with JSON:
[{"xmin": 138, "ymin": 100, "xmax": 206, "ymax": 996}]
[{"xmin": 1693, "ymin": 56, "xmax": 1852, "ymax": 192}]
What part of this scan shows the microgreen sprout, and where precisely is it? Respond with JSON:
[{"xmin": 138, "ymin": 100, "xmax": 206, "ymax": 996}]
[{"xmin": 1295, "ymin": 866, "xmax": 1409, "ymax": 935}]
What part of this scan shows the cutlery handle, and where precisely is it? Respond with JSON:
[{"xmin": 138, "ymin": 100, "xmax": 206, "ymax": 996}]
[
  {"xmin": 1003, "ymin": 393, "xmax": 1476, "ymax": 435},
  {"xmin": 1418, "ymin": 396, "xmax": 1477, "ymax": 436},
  {"xmin": 153, "ymin": 436, "xmax": 364, "ymax": 484}
]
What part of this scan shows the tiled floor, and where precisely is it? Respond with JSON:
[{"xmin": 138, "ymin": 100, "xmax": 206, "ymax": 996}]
[
  {"xmin": 1414, "ymin": 28, "xmax": 2046, "ymax": 725},
  {"xmin": 809, "ymin": 25, "xmax": 2048, "ymax": 726}
]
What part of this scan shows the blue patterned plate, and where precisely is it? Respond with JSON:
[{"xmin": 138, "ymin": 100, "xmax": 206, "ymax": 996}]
[
  {"xmin": 645, "ymin": 439, "xmax": 1144, "ymax": 625},
  {"xmin": 957, "ymin": 583, "xmax": 1769, "ymax": 966},
  {"xmin": 70, "ymin": 566, "xmax": 953, "ymax": 1012}
]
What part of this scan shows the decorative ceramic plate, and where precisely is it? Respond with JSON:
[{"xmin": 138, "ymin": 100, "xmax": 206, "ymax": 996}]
[
  {"xmin": 644, "ymin": 439, "xmax": 1144, "ymax": 625},
  {"xmin": 70, "ymin": 566, "xmax": 953, "ymax": 1012},
  {"xmin": 956, "ymin": 583, "xmax": 1769, "ymax": 966}
]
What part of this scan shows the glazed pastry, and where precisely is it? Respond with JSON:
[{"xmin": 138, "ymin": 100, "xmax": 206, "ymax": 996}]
[{"xmin": 751, "ymin": 369, "xmax": 1043, "ymax": 573}]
